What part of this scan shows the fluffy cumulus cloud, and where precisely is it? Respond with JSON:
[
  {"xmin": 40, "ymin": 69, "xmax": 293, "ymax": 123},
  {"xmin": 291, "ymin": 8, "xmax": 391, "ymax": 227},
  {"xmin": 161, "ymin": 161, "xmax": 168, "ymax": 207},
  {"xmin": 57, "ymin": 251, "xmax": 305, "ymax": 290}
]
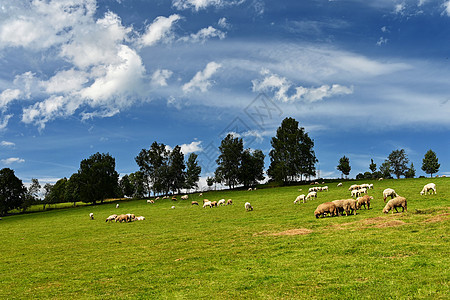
[
  {"xmin": 151, "ymin": 69, "xmax": 174, "ymax": 87},
  {"xmin": 180, "ymin": 141, "xmax": 203, "ymax": 154},
  {"xmin": 443, "ymin": 1, "xmax": 450, "ymax": 16},
  {"xmin": 1, "ymin": 141, "xmax": 15, "ymax": 147},
  {"xmin": 139, "ymin": 14, "xmax": 181, "ymax": 47},
  {"xmin": 1, "ymin": 157, "xmax": 25, "ymax": 165},
  {"xmin": 252, "ymin": 69, "xmax": 353, "ymax": 103},
  {"xmin": 179, "ymin": 26, "xmax": 226, "ymax": 43},
  {"xmin": 183, "ymin": 62, "xmax": 222, "ymax": 93}
]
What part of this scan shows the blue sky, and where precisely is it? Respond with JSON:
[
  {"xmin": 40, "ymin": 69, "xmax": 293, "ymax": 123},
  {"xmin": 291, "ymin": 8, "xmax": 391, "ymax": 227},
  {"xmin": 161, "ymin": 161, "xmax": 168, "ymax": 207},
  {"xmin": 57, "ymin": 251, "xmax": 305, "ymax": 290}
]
[{"xmin": 0, "ymin": 0, "xmax": 449, "ymax": 188}]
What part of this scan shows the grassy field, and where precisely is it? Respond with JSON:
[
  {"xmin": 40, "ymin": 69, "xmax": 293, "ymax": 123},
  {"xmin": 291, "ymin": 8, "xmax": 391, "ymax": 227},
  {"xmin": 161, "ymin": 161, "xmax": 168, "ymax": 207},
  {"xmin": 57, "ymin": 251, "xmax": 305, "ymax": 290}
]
[{"xmin": 0, "ymin": 177, "xmax": 448, "ymax": 299}]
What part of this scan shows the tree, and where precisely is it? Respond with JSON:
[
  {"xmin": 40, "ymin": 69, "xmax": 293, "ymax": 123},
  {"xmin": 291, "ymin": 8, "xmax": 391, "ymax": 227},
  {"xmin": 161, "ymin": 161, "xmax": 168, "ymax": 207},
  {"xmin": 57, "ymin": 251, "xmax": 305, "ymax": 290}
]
[
  {"xmin": 65, "ymin": 173, "xmax": 81, "ymax": 206},
  {"xmin": 369, "ymin": 159, "xmax": 377, "ymax": 174},
  {"xmin": 215, "ymin": 134, "xmax": 243, "ymax": 189},
  {"xmin": 387, "ymin": 149, "xmax": 409, "ymax": 179},
  {"xmin": 46, "ymin": 178, "xmax": 68, "ymax": 205},
  {"xmin": 421, "ymin": 149, "xmax": 440, "ymax": 178},
  {"xmin": 268, "ymin": 117, "xmax": 317, "ymax": 184},
  {"xmin": 405, "ymin": 163, "xmax": 416, "ymax": 178},
  {"xmin": 128, "ymin": 171, "xmax": 146, "ymax": 198},
  {"xmin": 0, "ymin": 168, "xmax": 27, "ymax": 216},
  {"xmin": 337, "ymin": 156, "xmax": 351, "ymax": 178},
  {"xmin": 185, "ymin": 153, "xmax": 201, "ymax": 192},
  {"xmin": 78, "ymin": 152, "xmax": 119, "ymax": 204},
  {"xmin": 239, "ymin": 149, "xmax": 265, "ymax": 188},
  {"xmin": 22, "ymin": 178, "xmax": 41, "ymax": 212},
  {"xmin": 206, "ymin": 176, "xmax": 214, "ymax": 189},
  {"xmin": 136, "ymin": 142, "xmax": 169, "ymax": 196},
  {"xmin": 119, "ymin": 174, "xmax": 134, "ymax": 198},
  {"xmin": 379, "ymin": 160, "xmax": 392, "ymax": 179},
  {"xmin": 42, "ymin": 183, "xmax": 54, "ymax": 210},
  {"xmin": 168, "ymin": 145, "xmax": 186, "ymax": 194}
]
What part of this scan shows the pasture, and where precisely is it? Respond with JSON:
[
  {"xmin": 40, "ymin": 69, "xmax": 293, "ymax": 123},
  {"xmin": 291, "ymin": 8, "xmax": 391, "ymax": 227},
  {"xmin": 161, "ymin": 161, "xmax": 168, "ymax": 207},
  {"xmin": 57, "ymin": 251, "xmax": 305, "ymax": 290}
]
[{"xmin": 0, "ymin": 177, "xmax": 448, "ymax": 299}]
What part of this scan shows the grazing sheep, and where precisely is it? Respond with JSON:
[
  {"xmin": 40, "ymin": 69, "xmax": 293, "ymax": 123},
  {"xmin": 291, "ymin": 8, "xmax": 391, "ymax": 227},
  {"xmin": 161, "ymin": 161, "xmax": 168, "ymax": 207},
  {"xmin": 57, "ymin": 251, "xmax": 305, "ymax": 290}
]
[
  {"xmin": 420, "ymin": 183, "xmax": 436, "ymax": 195},
  {"xmin": 203, "ymin": 199, "xmax": 210, "ymax": 204},
  {"xmin": 314, "ymin": 202, "xmax": 338, "ymax": 218},
  {"xmin": 89, "ymin": 213, "xmax": 94, "ymax": 220},
  {"xmin": 171, "ymin": 196, "xmax": 177, "ymax": 201},
  {"xmin": 356, "ymin": 195, "xmax": 373, "ymax": 210},
  {"xmin": 360, "ymin": 183, "xmax": 370, "ymax": 189},
  {"xmin": 351, "ymin": 189, "xmax": 360, "ymax": 198},
  {"xmin": 378, "ymin": 178, "xmax": 383, "ymax": 181},
  {"xmin": 332, "ymin": 199, "xmax": 357, "ymax": 216},
  {"xmin": 218, "ymin": 199, "xmax": 226, "ymax": 206},
  {"xmin": 163, "ymin": 196, "xmax": 169, "ymax": 199},
  {"xmin": 116, "ymin": 214, "xmax": 130, "ymax": 223},
  {"xmin": 135, "ymin": 216, "xmax": 145, "ymax": 221},
  {"xmin": 294, "ymin": 194, "xmax": 306, "ymax": 204},
  {"xmin": 147, "ymin": 199, "xmax": 155, "ymax": 204},
  {"xmin": 116, "ymin": 204, "xmax": 119, "ymax": 208},
  {"xmin": 199, "ymin": 193, "xmax": 203, "ymax": 196},
  {"xmin": 211, "ymin": 201, "xmax": 218, "ymax": 207},
  {"xmin": 245, "ymin": 202, "xmax": 253, "ymax": 211},
  {"xmin": 382, "ymin": 196, "xmax": 407, "ymax": 214},
  {"xmin": 321, "ymin": 186, "xmax": 329, "ymax": 192},
  {"xmin": 306, "ymin": 191, "xmax": 317, "ymax": 200},
  {"xmin": 126, "ymin": 213, "xmax": 136, "ymax": 221},
  {"xmin": 155, "ymin": 197, "xmax": 160, "ymax": 200},
  {"xmin": 248, "ymin": 188, "xmax": 252, "ymax": 191},
  {"xmin": 358, "ymin": 187, "xmax": 368, "ymax": 195},
  {"xmin": 171, "ymin": 206, "xmax": 175, "ymax": 209},
  {"xmin": 349, "ymin": 184, "xmax": 361, "ymax": 191},
  {"xmin": 105, "ymin": 214, "xmax": 118, "ymax": 222},
  {"xmin": 191, "ymin": 201, "xmax": 199, "ymax": 205},
  {"xmin": 181, "ymin": 195, "xmax": 189, "ymax": 200},
  {"xmin": 226, "ymin": 199, "xmax": 233, "ymax": 205},
  {"xmin": 253, "ymin": 187, "xmax": 257, "ymax": 191},
  {"xmin": 337, "ymin": 182, "xmax": 343, "ymax": 187},
  {"xmin": 203, "ymin": 201, "xmax": 212, "ymax": 208},
  {"xmin": 383, "ymin": 188, "xmax": 398, "ymax": 202},
  {"xmin": 368, "ymin": 184, "xmax": 374, "ymax": 189}
]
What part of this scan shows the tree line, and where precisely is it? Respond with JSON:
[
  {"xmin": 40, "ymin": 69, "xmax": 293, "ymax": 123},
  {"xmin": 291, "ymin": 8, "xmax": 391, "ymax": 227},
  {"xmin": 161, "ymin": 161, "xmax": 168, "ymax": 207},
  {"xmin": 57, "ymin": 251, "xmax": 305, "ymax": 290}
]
[{"xmin": 337, "ymin": 149, "xmax": 440, "ymax": 180}]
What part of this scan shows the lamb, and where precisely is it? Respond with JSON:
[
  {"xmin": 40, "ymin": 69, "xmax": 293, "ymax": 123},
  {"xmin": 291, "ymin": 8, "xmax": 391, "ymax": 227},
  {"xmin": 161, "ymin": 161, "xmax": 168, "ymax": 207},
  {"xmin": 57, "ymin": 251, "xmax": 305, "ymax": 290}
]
[
  {"xmin": 420, "ymin": 183, "xmax": 436, "ymax": 195},
  {"xmin": 226, "ymin": 199, "xmax": 233, "ymax": 205},
  {"xmin": 351, "ymin": 189, "xmax": 360, "ymax": 198},
  {"xmin": 337, "ymin": 182, "xmax": 343, "ymax": 187},
  {"xmin": 116, "ymin": 214, "xmax": 130, "ymax": 223},
  {"xmin": 105, "ymin": 214, "xmax": 117, "ymax": 222},
  {"xmin": 306, "ymin": 191, "xmax": 317, "ymax": 200},
  {"xmin": 199, "ymin": 193, "xmax": 203, "ymax": 197},
  {"xmin": 89, "ymin": 213, "xmax": 94, "ymax": 220},
  {"xmin": 171, "ymin": 206, "xmax": 175, "ymax": 209},
  {"xmin": 332, "ymin": 199, "xmax": 357, "ymax": 216},
  {"xmin": 294, "ymin": 194, "xmax": 306, "ymax": 204},
  {"xmin": 314, "ymin": 202, "xmax": 338, "ymax": 218},
  {"xmin": 356, "ymin": 195, "xmax": 373, "ymax": 210},
  {"xmin": 358, "ymin": 187, "xmax": 367, "ymax": 195},
  {"xmin": 191, "ymin": 201, "xmax": 199, "ymax": 205},
  {"xmin": 218, "ymin": 199, "xmax": 226, "ymax": 206},
  {"xmin": 245, "ymin": 202, "xmax": 253, "ymax": 211},
  {"xmin": 203, "ymin": 201, "xmax": 212, "ymax": 208},
  {"xmin": 321, "ymin": 186, "xmax": 328, "ymax": 192},
  {"xmin": 368, "ymin": 184, "xmax": 374, "ymax": 189},
  {"xmin": 116, "ymin": 204, "xmax": 119, "ymax": 208},
  {"xmin": 181, "ymin": 195, "xmax": 189, "ymax": 200},
  {"xmin": 135, "ymin": 216, "xmax": 145, "ymax": 221},
  {"xmin": 382, "ymin": 196, "xmax": 407, "ymax": 214},
  {"xmin": 383, "ymin": 188, "xmax": 398, "ymax": 202}
]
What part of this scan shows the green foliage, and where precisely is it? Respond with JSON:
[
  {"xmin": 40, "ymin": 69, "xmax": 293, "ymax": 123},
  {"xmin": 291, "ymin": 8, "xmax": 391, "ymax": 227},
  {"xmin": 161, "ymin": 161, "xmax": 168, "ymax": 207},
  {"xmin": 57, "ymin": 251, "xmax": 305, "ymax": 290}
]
[
  {"xmin": 422, "ymin": 149, "xmax": 440, "ymax": 177},
  {"xmin": 22, "ymin": 178, "xmax": 41, "ymax": 212},
  {"xmin": 405, "ymin": 163, "xmax": 416, "ymax": 178},
  {"xmin": 215, "ymin": 134, "xmax": 244, "ymax": 189},
  {"xmin": 78, "ymin": 152, "xmax": 119, "ymax": 204},
  {"xmin": 185, "ymin": 153, "xmax": 201, "ymax": 191},
  {"xmin": 337, "ymin": 155, "xmax": 351, "ymax": 177},
  {"xmin": 369, "ymin": 159, "xmax": 377, "ymax": 173},
  {"xmin": 239, "ymin": 149, "xmax": 265, "ymax": 188},
  {"xmin": 379, "ymin": 160, "xmax": 392, "ymax": 179},
  {"xmin": 0, "ymin": 168, "xmax": 26, "ymax": 216},
  {"xmin": 119, "ymin": 174, "xmax": 133, "ymax": 198},
  {"xmin": 128, "ymin": 171, "xmax": 146, "ymax": 198},
  {"xmin": 136, "ymin": 141, "xmax": 169, "ymax": 195},
  {"xmin": 168, "ymin": 145, "xmax": 186, "ymax": 193},
  {"xmin": 268, "ymin": 117, "xmax": 317, "ymax": 184},
  {"xmin": 206, "ymin": 176, "xmax": 214, "ymax": 187},
  {"xmin": 387, "ymin": 149, "xmax": 409, "ymax": 179}
]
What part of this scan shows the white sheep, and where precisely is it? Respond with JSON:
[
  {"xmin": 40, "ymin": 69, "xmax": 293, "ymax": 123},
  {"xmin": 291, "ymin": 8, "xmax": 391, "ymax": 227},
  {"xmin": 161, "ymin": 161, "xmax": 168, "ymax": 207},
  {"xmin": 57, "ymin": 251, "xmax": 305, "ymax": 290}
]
[
  {"xmin": 171, "ymin": 206, "xmax": 175, "ymax": 209},
  {"xmin": 248, "ymin": 188, "xmax": 253, "ymax": 191},
  {"xmin": 306, "ymin": 191, "xmax": 317, "ymax": 200},
  {"xmin": 368, "ymin": 184, "xmax": 374, "ymax": 189},
  {"xmin": 181, "ymin": 195, "xmax": 189, "ymax": 200},
  {"xmin": 360, "ymin": 183, "xmax": 370, "ymax": 189},
  {"xmin": 218, "ymin": 199, "xmax": 226, "ymax": 206},
  {"xmin": 245, "ymin": 202, "xmax": 253, "ymax": 211},
  {"xmin": 135, "ymin": 216, "xmax": 145, "ymax": 221},
  {"xmin": 116, "ymin": 204, "xmax": 119, "ymax": 208},
  {"xmin": 348, "ymin": 184, "xmax": 360, "ymax": 191},
  {"xmin": 203, "ymin": 201, "xmax": 212, "ymax": 208},
  {"xmin": 321, "ymin": 186, "xmax": 328, "ymax": 192},
  {"xmin": 351, "ymin": 189, "xmax": 360, "ymax": 198},
  {"xmin": 382, "ymin": 188, "xmax": 398, "ymax": 202},
  {"xmin": 358, "ymin": 188, "xmax": 367, "ymax": 195},
  {"xmin": 199, "ymin": 193, "xmax": 203, "ymax": 197},
  {"xmin": 89, "ymin": 213, "xmax": 94, "ymax": 220},
  {"xmin": 105, "ymin": 214, "xmax": 117, "ymax": 222},
  {"xmin": 294, "ymin": 194, "xmax": 306, "ymax": 204},
  {"xmin": 337, "ymin": 182, "xmax": 343, "ymax": 187},
  {"xmin": 420, "ymin": 183, "xmax": 436, "ymax": 195}
]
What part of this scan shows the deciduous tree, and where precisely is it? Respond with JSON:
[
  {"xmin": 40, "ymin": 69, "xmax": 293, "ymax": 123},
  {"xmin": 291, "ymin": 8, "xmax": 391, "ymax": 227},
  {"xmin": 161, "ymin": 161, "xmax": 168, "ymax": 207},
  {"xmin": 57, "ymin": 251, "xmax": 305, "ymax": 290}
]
[
  {"xmin": 387, "ymin": 149, "xmax": 409, "ymax": 179},
  {"xmin": 337, "ymin": 156, "xmax": 351, "ymax": 178},
  {"xmin": 0, "ymin": 168, "xmax": 26, "ymax": 216}
]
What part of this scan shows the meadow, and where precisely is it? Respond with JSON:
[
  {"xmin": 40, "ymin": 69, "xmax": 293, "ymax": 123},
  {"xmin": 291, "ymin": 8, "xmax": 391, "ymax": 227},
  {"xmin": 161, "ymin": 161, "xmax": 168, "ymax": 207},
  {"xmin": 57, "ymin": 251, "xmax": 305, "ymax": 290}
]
[{"xmin": 0, "ymin": 177, "xmax": 448, "ymax": 299}]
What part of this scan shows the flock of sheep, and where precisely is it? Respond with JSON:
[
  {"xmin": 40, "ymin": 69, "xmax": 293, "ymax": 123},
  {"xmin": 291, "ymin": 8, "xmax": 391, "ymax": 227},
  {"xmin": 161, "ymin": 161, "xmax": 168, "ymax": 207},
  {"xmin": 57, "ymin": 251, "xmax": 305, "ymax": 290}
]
[
  {"xmin": 88, "ymin": 181, "xmax": 438, "ymax": 222},
  {"xmin": 309, "ymin": 182, "xmax": 437, "ymax": 219}
]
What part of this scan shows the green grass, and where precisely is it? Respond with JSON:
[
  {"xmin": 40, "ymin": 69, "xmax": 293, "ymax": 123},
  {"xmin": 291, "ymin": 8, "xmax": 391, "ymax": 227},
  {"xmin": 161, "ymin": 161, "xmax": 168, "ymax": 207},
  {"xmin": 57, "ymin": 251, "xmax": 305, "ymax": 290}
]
[{"xmin": 0, "ymin": 177, "xmax": 448, "ymax": 299}]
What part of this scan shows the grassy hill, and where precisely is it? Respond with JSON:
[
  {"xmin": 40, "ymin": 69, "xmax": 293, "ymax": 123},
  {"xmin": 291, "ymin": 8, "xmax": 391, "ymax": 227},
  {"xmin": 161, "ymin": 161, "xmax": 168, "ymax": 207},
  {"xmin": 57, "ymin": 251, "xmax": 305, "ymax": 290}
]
[{"xmin": 0, "ymin": 177, "xmax": 448, "ymax": 299}]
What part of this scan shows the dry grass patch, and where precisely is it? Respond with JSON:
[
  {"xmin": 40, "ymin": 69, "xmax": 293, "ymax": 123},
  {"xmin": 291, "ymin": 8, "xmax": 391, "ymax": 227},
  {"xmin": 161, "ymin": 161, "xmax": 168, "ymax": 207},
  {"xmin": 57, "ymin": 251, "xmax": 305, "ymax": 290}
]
[
  {"xmin": 255, "ymin": 228, "xmax": 313, "ymax": 236},
  {"xmin": 423, "ymin": 213, "xmax": 450, "ymax": 223}
]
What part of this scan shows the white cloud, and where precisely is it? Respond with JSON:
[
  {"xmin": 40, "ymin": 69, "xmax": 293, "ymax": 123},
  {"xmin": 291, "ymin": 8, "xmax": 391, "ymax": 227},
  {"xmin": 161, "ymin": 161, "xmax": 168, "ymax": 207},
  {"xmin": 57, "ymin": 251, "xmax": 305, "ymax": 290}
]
[
  {"xmin": 139, "ymin": 14, "xmax": 181, "ymax": 47},
  {"xmin": 41, "ymin": 69, "xmax": 89, "ymax": 94},
  {"xmin": 218, "ymin": 17, "xmax": 230, "ymax": 29},
  {"xmin": 183, "ymin": 62, "xmax": 222, "ymax": 93},
  {"xmin": 173, "ymin": 0, "xmax": 245, "ymax": 11},
  {"xmin": 394, "ymin": 3, "xmax": 405, "ymax": 14},
  {"xmin": 0, "ymin": 89, "xmax": 21, "ymax": 110},
  {"xmin": 381, "ymin": 26, "xmax": 388, "ymax": 32},
  {"xmin": 1, "ymin": 141, "xmax": 15, "ymax": 147},
  {"xmin": 0, "ymin": 115, "xmax": 12, "ymax": 131},
  {"xmin": 376, "ymin": 37, "xmax": 388, "ymax": 46},
  {"xmin": 180, "ymin": 141, "xmax": 203, "ymax": 154},
  {"xmin": 252, "ymin": 69, "xmax": 353, "ymax": 103},
  {"xmin": 1, "ymin": 157, "xmax": 25, "ymax": 165},
  {"xmin": 443, "ymin": 1, "xmax": 450, "ymax": 16},
  {"xmin": 151, "ymin": 69, "xmax": 173, "ymax": 87},
  {"xmin": 179, "ymin": 26, "xmax": 226, "ymax": 43}
]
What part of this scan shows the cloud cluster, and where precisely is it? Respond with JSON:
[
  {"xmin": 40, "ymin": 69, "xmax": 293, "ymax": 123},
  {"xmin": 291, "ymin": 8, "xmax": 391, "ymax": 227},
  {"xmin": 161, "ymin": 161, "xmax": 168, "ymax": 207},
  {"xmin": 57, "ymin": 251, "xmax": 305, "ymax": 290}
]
[
  {"xmin": 183, "ymin": 62, "xmax": 222, "ymax": 93},
  {"xmin": 172, "ymin": 0, "xmax": 245, "ymax": 11},
  {"xmin": 252, "ymin": 69, "xmax": 353, "ymax": 103}
]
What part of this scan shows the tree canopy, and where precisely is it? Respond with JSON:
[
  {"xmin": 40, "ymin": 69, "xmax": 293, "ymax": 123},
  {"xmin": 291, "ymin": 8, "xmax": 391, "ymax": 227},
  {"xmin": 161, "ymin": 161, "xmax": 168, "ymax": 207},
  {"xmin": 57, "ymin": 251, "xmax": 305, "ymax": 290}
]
[
  {"xmin": 0, "ymin": 168, "xmax": 27, "ymax": 216},
  {"xmin": 268, "ymin": 117, "xmax": 317, "ymax": 184},
  {"xmin": 215, "ymin": 134, "xmax": 244, "ymax": 189},
  {"xmin": 337, "ymin": 156, "xmax": 351, "ymax": 178},
  {"xmin": 185, "ymin": 153, "xmax": 201, "ymax": 192},
  {"xmin": 421, "ymin": 149, "xmax": 440, "ymax": 177},
  {"xmin": 387, "ymin": 149, "xmax": 409, "ymax": 179}
]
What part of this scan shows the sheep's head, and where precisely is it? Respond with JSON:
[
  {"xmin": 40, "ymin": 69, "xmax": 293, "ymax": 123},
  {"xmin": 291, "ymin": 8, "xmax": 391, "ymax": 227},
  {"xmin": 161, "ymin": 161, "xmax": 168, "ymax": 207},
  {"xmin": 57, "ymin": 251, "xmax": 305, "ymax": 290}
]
[
  {"xmin": 382, "ymin": 207, "xmax": 389, "ymax": 214},
  {"xmin": 420, "ymin": 191, "xmax": 424, "ymax": 195}
]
